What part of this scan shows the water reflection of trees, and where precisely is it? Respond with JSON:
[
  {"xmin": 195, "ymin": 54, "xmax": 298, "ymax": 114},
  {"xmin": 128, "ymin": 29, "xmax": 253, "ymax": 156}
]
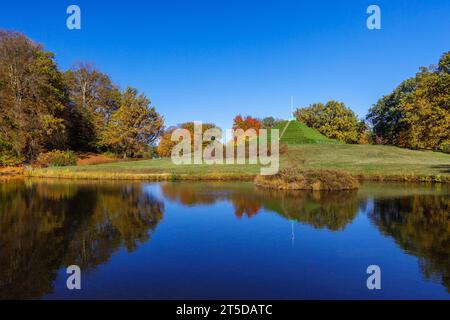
[
  {"xmin": 160, "ymin": 182, "xmax": 360, "ymax": 229},
  {"xmin": 0, "ymin": 180, "xmax": 164, "ymax": 299},
  {"xmin": 161, "ymin": 182, "xmax": 450, "ymax": 292},
  {"xmin": 161, "ymin": 182, "xmax": 262, "ymax": 218},
  {"xmin": 3, "ymin": 180, "xmax": 448, "ymax": 298},
  {"xmin": 369, "ymin": 194, "xmax": 450, "ymax": 292}
]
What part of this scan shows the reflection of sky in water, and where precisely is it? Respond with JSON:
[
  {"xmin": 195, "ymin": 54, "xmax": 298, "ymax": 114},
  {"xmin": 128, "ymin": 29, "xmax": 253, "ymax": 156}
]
[{"xmin": 0, "ymin": 180, "xmax": 448, "ymax": 299}]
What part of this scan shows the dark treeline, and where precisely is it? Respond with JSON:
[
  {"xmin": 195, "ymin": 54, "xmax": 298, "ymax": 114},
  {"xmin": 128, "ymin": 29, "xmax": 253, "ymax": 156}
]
[{"xmin": 0, "ymin": 30, "xmax": 164, "ymax": 166}]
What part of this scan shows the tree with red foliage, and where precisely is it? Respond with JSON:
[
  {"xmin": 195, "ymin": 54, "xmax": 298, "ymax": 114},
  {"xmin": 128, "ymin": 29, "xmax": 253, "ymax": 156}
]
[{"xmin": 232, "ymin": 115, "xmax": 261, "ymax": 134}]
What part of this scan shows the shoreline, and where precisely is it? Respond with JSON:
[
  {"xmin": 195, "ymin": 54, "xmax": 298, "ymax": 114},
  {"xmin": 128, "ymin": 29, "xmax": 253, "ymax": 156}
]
[
  {"xmin": 18, "ymin": 169, "xmax": 450, "ymax": 183},
  {"xmin": 3, "ymin": 144, "xmax": 450, "ymax": 184}
]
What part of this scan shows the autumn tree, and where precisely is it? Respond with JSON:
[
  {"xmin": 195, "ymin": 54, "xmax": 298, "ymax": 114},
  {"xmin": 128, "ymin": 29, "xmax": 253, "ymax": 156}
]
[
  {"xmin": 401, "ymin": 67, "xmax": 450, "ymax": 149},
  {"xmin": 156, "ymin": 127, "xmax": 177, "ymax": 158},
  {"xmin": 157, "ymin": 122, "xmax": 218, "ymax": 157},
  {"xmin": 101, "ymin": 87, "xmax": 164, "ymax": 158},
  {"xmin": 0, "ymin": 30, "xmax": 68, "ymax": 162},
  {"xmin": 64, "ymin": 63, "xmax": 121, "ymax": 151},
  {"xmin": 294, "ymin": 101, "xmax": 360, "ymax": 143},
  {"xmin": 356, "ymin": 120, "xmax": 370, "ymax": 144},
  {"xmin": 233, "ymin": 115, "xmax": 261, "ymax": 133},
  {"xmin": 367, "ymin": 51, "xmax": 450, "ymax": 150}
]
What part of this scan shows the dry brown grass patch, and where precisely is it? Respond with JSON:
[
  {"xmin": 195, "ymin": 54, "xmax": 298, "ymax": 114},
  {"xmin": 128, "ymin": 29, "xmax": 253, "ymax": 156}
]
[
  {"xmin": 254, "ymin": 167, "xmax": 360, "ymax": 191},
  {"xmin": 76, "ymin": 153, "xmax": 119, "ymax": 165}
]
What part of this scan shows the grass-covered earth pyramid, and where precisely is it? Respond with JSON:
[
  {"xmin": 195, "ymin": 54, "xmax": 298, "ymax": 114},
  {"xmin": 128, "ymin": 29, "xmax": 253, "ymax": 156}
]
[{"xmin": 275, "ymin": 120, "xmax": 341, "ymax": 145}]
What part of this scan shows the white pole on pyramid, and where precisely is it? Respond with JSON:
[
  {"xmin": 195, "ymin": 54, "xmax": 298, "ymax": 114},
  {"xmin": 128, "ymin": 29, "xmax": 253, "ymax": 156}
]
[{"xmin": 290, "ymin": 96, "xmax": 295, "ymax": 121}]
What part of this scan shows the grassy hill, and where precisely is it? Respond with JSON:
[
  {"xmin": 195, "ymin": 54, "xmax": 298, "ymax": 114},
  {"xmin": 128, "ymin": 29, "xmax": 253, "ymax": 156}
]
[
  {"xmin": 23, "ymin": 120, "xmax": 450, "ymax": 183},
  {"xmin": 276, "ymin": 120, "xmax": 340, "ymax": 145},
  {"xmin": 27, "ymin": 144, "xmax": 450, "ymax": 182}
]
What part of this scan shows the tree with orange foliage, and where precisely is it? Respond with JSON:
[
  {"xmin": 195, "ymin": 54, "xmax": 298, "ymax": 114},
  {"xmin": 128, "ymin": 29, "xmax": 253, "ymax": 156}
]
[
  {"xmin": 156, "ymin": 122, "xmax": 218, "ymax": 157},
  {"xmin": 156, "ymin": 127, "xmax": 178, "ymax": 158},
  {"xmin": 232, "ymin": 115, "xmax": 261, "ymax": 134}
]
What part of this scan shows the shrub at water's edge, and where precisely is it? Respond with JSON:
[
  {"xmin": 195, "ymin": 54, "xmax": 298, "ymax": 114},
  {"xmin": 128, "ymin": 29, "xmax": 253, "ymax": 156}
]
[
  {"xmin": 254, "ymin": 167, "xmax": 360, "ymax": 191},
  {"xmin": 34, "ymin": 150, "xmax": 77, "ymax": 168}
]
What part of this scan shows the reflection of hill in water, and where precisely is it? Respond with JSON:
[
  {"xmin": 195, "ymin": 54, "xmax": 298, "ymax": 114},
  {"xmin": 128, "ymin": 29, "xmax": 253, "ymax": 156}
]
[
  {"xmin": 368, "ymin": 194, "xmax": 450, "ymax": 292},
  {"xmin": 160, "ymin": 182, "xmax": 361, "ymax": 230},
  {"xmin": 161, "ymin": 182, "xmax": 450, "ymax": 292},
  {"xmin": 0, "ymin": 180, "xmax": 164, "ymax": 299},
  {"xmin": 256, "ymin": 189, "xmax": 361, "ymax": 231}
]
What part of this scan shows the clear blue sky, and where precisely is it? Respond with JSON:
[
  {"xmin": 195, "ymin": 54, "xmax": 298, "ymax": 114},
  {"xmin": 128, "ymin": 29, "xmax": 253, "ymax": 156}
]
[{"xmin": 1, "ymin": 0, "xmax": 449, "ymax": 130}]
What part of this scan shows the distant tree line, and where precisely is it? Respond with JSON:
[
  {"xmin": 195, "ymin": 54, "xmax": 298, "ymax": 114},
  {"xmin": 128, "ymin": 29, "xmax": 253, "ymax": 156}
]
[
  {"xmin": 156, "ymin": 115, "xmax": 283, "ymax": 157},
  {"xmin": 157, "ymin": 122, "xmax": 218, "ymax": 158},
  {"xmin": 0, "ymin": 30, "xmax": 163, "ymax": 165},
  {"xmin": 1, "ymin": 29, "xmax": 448, "ymax": 166}
]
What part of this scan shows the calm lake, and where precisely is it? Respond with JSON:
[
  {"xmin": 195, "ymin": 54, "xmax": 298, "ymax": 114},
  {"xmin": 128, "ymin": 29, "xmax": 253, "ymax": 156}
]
[{"xmin": 0, "ymin": 179, "xmax": 448, "ymax": 299}]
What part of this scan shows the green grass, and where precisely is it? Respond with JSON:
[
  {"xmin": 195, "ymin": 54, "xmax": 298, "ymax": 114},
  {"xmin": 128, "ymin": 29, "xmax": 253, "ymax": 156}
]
[
  {"xmin": 284, "ymin": 144, "xmax": 450, "ymax": 181},
  {"xmin": 26, "ymin": 158, "xmax": 261, "ymax": 180},
  {"xmin": 276, "ymin": 120, "xmax": 340, "ymax": 145},
  {"xmin": 26, "ymin": 144, "xmax": 450, "ymax": 182}
]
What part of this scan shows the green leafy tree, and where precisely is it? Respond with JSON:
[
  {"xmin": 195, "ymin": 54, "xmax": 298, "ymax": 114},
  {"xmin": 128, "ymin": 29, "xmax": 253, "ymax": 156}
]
[
  {"xmin": 261, "ymin": 117, "xmax": 275, "ymax": 129},
  {"xmin": 101, "ymin": 87, "xmax": 164, "ymax": 158},
  {"xmin": 261, "ymin": 116, "xmax": 283, "ymax": 129},
  {"xmin": 366, "ymin": 78, "xmax": 417, "ymax": 145},
  {"xmin": 294, "ymin": 101, "xmax": 360, "ymax": 143}
]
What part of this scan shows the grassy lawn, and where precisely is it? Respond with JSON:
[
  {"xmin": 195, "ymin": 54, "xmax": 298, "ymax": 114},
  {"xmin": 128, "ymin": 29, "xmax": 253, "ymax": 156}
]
[
  {"xmin": 26, "ymin": 144, "xmax": 450, "ymax": 182},
  {"xmin": 286, "ymin": 144, "xmax": 450, "ymax": 178}
]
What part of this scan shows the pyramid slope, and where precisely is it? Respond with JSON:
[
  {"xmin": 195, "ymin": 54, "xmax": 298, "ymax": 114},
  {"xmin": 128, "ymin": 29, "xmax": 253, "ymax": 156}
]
[{"xmin": 275, "ymin": 120, "xmax": 341, "ymax": 145}]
